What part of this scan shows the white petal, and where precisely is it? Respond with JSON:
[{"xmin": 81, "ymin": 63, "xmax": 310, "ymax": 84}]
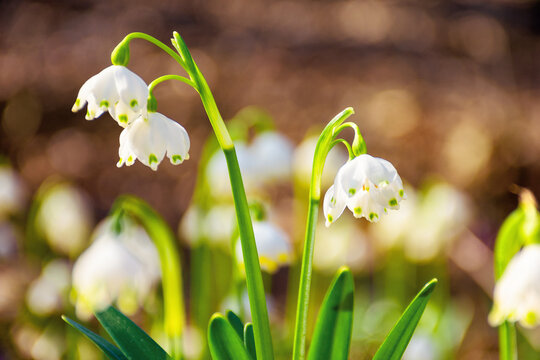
[
  {"xmin": 113, "ymin": 66, "xmax": 148, "ymax": 112},
  {"xmin": 323, "ymin": 184, "xmax": 347, "ymax": 227},
  {"xmin": 151, "ymin": 112, "xmax": 190, "ymax": 165},
  {"xmin": 124, "ymin": 117, "xmax": 167, "ymax": 171}
]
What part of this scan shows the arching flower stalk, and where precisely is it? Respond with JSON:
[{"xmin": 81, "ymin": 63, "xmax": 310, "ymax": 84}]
[
  {"xmin": 293, "ymin": 107, "xmax": 404, "ymax": 360},
  {"xmin": 71, "ymin": 31, "xmax": 273, "ymax": 360}
]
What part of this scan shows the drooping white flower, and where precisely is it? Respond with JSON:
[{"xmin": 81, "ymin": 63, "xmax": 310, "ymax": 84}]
[
  {"xmin": 72, "ymin": 218, "xmax": 160, "ymax": 319},
  {"xmin": 323, "ymin": 154, "xmax": 404, "ymax": 226},
  {"xmin": 489, "ymin": 244, "xmax": 540, "ymax": 328},
  {"xmin": 235, "ymin": 220, "xmax": 292, "ymax": 274},
  {"xmin": 117, "ymin": 111, "xmax": 190, "ymax": 171},
  {"xmin": 26, "ymin": 260, "xmax": 71, "ymax": 316},
  {"xmin": 71, "ymin": 65, "xmax": 148, "ymax": 127},
  {"xmin": 250, "ymin": 131, "xmax": 294, "ymax": 182}
]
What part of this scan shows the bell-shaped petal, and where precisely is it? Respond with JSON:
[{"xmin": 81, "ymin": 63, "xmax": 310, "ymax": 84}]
[
  {"xmin": 72, "ymin": 217, "xmax": 160, "ymax": 319},
  {"xmin": 489, "ymin": 244, "xmax": 540, "ymax": 328},
  {"xmin": 235, "ymin": 220, "xmax": 292, "ymax": 274},
  {"xmin": 117, "ymin": 112, "xmax": 190, "ymax": 171},
  {"xmin": 324, "ymin": 154, "xmax": 404, "ymax": 226},
  {"xmin": 72, "ymin": 65, "xmax": 148, "ymax": 127}
]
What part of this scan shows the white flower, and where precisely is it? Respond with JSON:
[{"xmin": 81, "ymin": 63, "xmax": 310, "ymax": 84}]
[
  {"xmin": 117, "ymin": 111, "xmax": 190, "ymax": 171},
  {"xmin": 323, "ymin": 154, "xmax": 404, "ymax": 226},
  {"xmin": 235, "ymin": 220, "xmax": 292, "ymax": 274},
  {"xmin": 26, "ymin": 260, "xmax": 71, "ymax": 316},
  {"xmin": 36, "ymin": 183, "xmax": 93, "ymax": 257},
  {"xmin": 72, "ymin": 218, "xmax": 160, "ymax": 319},
  {"xmin": 489, "ymin": 244, "xmax": 540, "ymax": 328},
  {"xmin": 72, "ymin": 65, "xmax": 148, "ymax": 127},
  {"xmin": 250, "ymin": 131, "xmax": 294, "ymax": 182}
]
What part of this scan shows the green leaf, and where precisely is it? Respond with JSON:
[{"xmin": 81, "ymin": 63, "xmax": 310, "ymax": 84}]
[
  {"xmin": 62, "ymin": 315, "xmax": 127, "ymax": 360},
  {"xmin": 373, "ymin": 279, "xmax": 438, "ymax": 360},
  {"xmin": 208, "ymin": 314, "xmax": 252, "ymax": 360},
  {"xmin": 95, "ymin": 307, "xmax": 171, "ymax": 360},
  {"xmin": 244, "ymin": 323, "xmax": 256, "ymax": 359},
  {"xmin": 307, "ymin": 267, "xmax": 354, "ymax": 360},
  {"xmin": 494, "ymin": 208, "xmax": 526, "ymax": 279},
  {"xmin": 226, "ymin": 310, "xmax": 244, "ymax": 340}
]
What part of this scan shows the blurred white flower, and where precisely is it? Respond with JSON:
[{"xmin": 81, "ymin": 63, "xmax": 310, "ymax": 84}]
[
  {"xmin": 36, "ymin": 183, "xmax": 93, "ymax": 257},
  {"xmin": 235, "ymin": 220, "xmax": 292, "ymax": 274},
  {"xmin": 250, "ymin": 131, "xmax": 293, "ymax": 182},
  {"xmin": 205, "ymin": 131, "xmax": 293, "ymax": 198},
  {"xmin": 489, "ymin": 244, "xmax": 540, "ymax": 328},
  {"xmin": 323, "ymin": 154, "xmax": 404, "ymax": 226},
  {"xmin": 293, "ymin": 135, "xmax": 348, "ymax": 188},
  {"xmin": 26, "ymin": 260, "xmax": 71, "ymax": 316},
  {"xmin": 180, "ymin": 204, "xmax": 237, "ymax": 248},
  {"xmin": 313, "ymin": 217, "xmax": 370, "ymax": 274},
  {"xmin": 72, "ymin": 217, "xmax": 160, "ymax": 319},
  {"xmin": 0, "ymin": 166, "xmax": 26, "ymax": 219},
  {"xmin": 372, "ymin": 182, "xmax": 471, "ymax": 262},
  {"xmin": 117, "ymin": 111, "xmax": 190, "ymax": 171},
  {"xmin": 403, "ymin": 333, "xmax": 440, "ymax": 360},
  {"xmin": 72, "ymin": 65, "xmax": 148, "ymax": 127}
]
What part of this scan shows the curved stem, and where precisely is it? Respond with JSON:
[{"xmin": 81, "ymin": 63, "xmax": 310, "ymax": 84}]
[
  {"xmin": 335, "ymin": 121, "xmax": 366, "ymax": 156},
  {"xmin": 292, "ymin": 108, "xmax": 355, "ymax": 360},
  {"xmin": 123, "ymin": 32, "xmax": 187, "ymax": 68},
  {"xmin": 149, "ymin": 75, "xmax": 198, "ymax": 93},
  {"xmin": 330, "ymin": 138, "xmax": 354, "ymax": 160}
]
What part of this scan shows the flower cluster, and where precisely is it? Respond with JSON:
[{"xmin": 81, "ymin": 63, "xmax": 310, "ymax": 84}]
[
  {"xmin": 72, "ymin": 65, "xmax": 190, "ymax": 171},
  {"xmin": 323, "ymin": 154, "xmax": 405, "ymax": 226}
]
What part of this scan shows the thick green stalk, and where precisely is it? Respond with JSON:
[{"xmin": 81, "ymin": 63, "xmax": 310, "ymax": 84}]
[
  {"xmin": 116, "ymin": 196, "xmax": 184, "ymax": 360},
  {"xmin": 224, "ymin": 147, "xmax": 275, "ymax": 360},
  {"xmin": 500, "ymin": 322, "xmax": 517, "ymax": 360},
  {"xmin": 292, "ymin": 197, "xmax": 319, "ymax": 360}
]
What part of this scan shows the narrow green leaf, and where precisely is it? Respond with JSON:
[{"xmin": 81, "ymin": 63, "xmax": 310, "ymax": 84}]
[
  {"xmin": 208, "ymin": 314, "xmax": 252, "ymax": 360},
  {"xmin": 62, "ymin": 315, "xmax": 127, "ymax": 360},
  {"xmin": 226, "ymin": 310, "xmax": 244, "ymax": 340},
  {"xmin": 95, "ymin": 307, "xmax": 171, "ymax": 360},
  {"xmin": 373, "ymin": 279, "xmax": 438, "ymax": 360},
  {"xmin": 244, "ymin": 323, "xmax": 256, "ymax": 359},
  {"xmin": 494, "ymin": 208, "xmax": 526, "ymax": 279},
  {"xmin": 307, "ymin": 267, "xmax": 354, "ymax": 360}
]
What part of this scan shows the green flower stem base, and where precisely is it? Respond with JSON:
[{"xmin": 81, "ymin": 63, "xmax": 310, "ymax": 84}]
[
  {"xmin": 292, "ymin": 197, "xmax": 319, "ymax": 360},
  {"xmin": 500, "ymin": 322, "xmax": 517, "ymax": 360},
  {"xmin": 224, "ymin": 147, "xmax": 275, "ymax": 360}
]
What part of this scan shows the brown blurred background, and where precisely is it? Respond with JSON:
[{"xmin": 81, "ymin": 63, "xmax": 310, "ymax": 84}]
[{"xmin": 1, "ymin": 0, "xmax": 540, "ymax": 358}]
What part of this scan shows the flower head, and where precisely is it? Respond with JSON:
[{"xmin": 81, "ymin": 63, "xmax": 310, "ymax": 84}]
[
  {"xmin": 489, "ymin": 244, "xmax": 540, "ymax": 328},
  {"xmin": 323, "ymin": 154, "xmax": 404, "ymax": 226},
  {"xmin": 235, "ymin": 220, "xmax": 292, "ymax": 274},
  {"xmin": 117, "ymin": 111, "xmax": 190, "ymax": 171},
  {"xmin": 72, "ymin": 65, "xmax": 148, "ymax": 127},
  {"xmin": 72, "ymin": 217, "xmax": 160, "ymax": 319}
]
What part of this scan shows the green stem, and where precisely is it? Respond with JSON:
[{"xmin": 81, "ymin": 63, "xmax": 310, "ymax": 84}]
[
  {"xmin": 149, "ymin": 75, "xmax": 197, "ymax": 93},
  {"xmin": 123, "ymin": 32, "xmax": 187, "ymax": 68},
  {"xmin": 115, "ymin": 196, "xmax": 185, "ymax": 360},
  {"xmin": 224, "ymin": 147, "xmax": 275, "ymax": 360},
  {"xmin": 500, "ymin": 322, "xmax": 517, "ymax": 360},
  {"xmin": 292, "ymin": 108, "xmax": 358, "ymax": 360},
  {"xmin": 292, "ymin": 198, "xmax": 319, "ymax": 360}
]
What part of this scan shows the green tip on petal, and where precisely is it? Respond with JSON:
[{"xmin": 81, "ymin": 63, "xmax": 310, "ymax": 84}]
[
  {"xmin": 389, "ymin": 198, "xmax": 398, "ymax": 206},
  {"xmin": 118, "ymin": 114, "xmax": 128, "ymax": 124},
  {"xmin": 399, "ymin": 189, "xmax": 404, "ymax": 197},
  {"xmin": 348, "ymin": 188, "xmax": 356, "ymax": 196},
  {"xmin": 99, "ymin": 100, "xmax": 109, "ymax": 108},
  {"xmin": 149, "ymin": 154, "xmax": 158, "ymax": 165},
  {"xmin": 354, "ymin": 207, "xmax": 362, "ymax": 215},
  {"xmin": 369, "ymin": 212, "xmax": 378, "ymax": 221},
  {"xmin": 328, "ymin": 215, "xmax": 333, "ymax": 223},
  {"xmin": 171, "ymin": 155, "xmax": 183, "ymax": 164},
  {"xmin": 130, "ymin": 99, "xmax": 138, "ymax": 108}
]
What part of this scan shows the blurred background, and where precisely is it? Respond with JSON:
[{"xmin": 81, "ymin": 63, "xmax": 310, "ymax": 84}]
[{"xmin": 1, "ymin": 0, "xmax": 540, "ymax": 359}]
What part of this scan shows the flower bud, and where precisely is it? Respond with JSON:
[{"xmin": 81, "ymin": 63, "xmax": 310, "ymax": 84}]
[{"xmin": 111, "ymin": 40, "xmax": 130, "ymax": 66}]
